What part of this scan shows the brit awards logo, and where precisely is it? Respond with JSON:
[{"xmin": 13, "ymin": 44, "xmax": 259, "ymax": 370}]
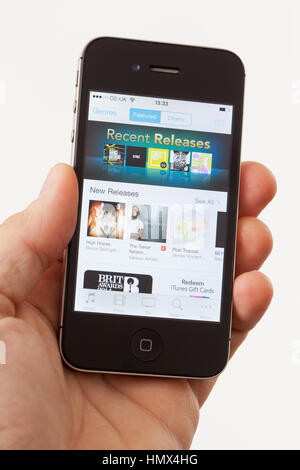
[{"xmin": 83, "ymin": 270, "xmax": 153, "ymax": 294}]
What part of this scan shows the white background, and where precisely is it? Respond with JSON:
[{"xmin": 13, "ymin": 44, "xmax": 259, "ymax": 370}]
[{"xmin": 0, "ymin": 0, "xmax": 299, "ymax": 450}]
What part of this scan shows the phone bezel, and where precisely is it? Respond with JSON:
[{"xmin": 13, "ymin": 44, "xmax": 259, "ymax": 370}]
[{"xmin": 60, "ymin": 37, "xmax": 245, "ymax": 379}]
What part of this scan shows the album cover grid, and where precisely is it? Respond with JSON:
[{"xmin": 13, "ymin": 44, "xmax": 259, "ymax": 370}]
[
  {"xmin": 87, "ymin": 200, "xmax": 168, "ymax": 243},
  {"xmin": 103, "ymin": 143, "xmax": 212, "ymax": 174}
]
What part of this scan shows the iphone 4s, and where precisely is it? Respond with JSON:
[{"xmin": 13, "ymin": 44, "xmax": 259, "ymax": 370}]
[{"xmin": 60, "ymin": 37, "xmax": 245, "ymax": 378}]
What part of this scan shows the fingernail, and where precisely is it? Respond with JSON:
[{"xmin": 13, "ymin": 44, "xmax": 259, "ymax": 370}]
[{"xmin": 39, "ymin": 166, "xmax": 59, "ymax": 196}]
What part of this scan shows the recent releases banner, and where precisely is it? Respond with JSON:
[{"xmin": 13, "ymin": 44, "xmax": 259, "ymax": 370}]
[{"xmin": 84, "ymin": 271, "xmax": 153, "ymax": 293}]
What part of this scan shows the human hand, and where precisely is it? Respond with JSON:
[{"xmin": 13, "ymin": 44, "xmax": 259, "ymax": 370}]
[{"xmin": 0, "ymin": 162, "xmax": 276, "ymax": 449}]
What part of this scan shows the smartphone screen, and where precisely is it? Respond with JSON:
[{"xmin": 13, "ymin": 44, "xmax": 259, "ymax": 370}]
[{"xmin": 73, "ymin": 91, "xmax": 233, "ymax": 323}]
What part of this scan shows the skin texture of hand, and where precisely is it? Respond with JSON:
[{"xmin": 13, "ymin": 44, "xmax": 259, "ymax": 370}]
[{"xmin": 0, "ymin": 162, "xmax": 276, "ymax": 449}]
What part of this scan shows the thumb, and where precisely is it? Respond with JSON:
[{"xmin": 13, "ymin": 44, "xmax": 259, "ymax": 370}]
[{"xmin": 0, "ymin": 164, "xmax": 78, "ymax": 317}]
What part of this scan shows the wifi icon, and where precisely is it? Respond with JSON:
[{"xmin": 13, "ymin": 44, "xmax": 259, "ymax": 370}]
[{"xmin": 130, "ymin": 97, "xmax": 135, "ymax": 103}]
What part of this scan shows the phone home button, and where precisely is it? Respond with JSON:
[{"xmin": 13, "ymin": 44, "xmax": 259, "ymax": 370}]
[
  {"xmin": 131, "ymin": 329, "xmax": 162, "ymax": 362},
  {"xmin": 140, "ymin": 338, "xmax": 152, "ymax": 352}
]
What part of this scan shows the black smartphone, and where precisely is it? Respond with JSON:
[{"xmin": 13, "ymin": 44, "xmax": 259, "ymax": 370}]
[{"xmin": 60, "ymin": 37, "xmax": 245, "ymax": 378}]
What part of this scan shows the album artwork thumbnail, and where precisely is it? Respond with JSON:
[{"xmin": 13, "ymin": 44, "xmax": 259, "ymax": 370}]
[
  {"xmin": 191, "ymin": 152, "xmax": 212, "ymax": 174},
  {"xmin": 147, "ymin": 148, "xmax": 169, "ymax": 170},
  {"xmin": 87, "ymin": 200, "xmax": 125, "ymax": 239},
  {"xmin": 169, "ymin": 150, "xmax": 190, "ymax": 172},
  {"xmin": 126, "ymin": 146, "xmax": 147, "ymax": 167},
  {"xmin": 103, "ymin": 144, "xmax": 125, "ymax": 166},
  {"xmin": 129, "ymin": 204, "xmax": 168, "ymax": 243}
]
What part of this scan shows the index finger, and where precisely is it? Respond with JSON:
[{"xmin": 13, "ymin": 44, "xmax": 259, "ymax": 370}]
[{"xmin": 0, "ymin": 164, "xmax": 78, "ymax": 318}]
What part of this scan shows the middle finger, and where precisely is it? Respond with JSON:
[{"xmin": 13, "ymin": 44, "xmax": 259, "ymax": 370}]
[{"xmin": 235, "ymin": 216, "xmax": 273, "ymax": 276}]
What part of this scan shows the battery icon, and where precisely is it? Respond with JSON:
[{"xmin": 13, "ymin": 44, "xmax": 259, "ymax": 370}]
[{"xmin": 219, "ymin": 107, "xmax": 226, "ymax": 112}]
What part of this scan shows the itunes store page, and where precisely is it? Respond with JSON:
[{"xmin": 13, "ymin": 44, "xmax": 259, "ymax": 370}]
[{"xmin": 74, "ymin": 92, "xmax": 233, "ymax": 322}]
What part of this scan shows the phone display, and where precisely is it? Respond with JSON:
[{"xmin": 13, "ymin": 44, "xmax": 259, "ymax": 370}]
[{"xmin": 74, "ymin": 92, "xmax": 233, "ymax": 323}]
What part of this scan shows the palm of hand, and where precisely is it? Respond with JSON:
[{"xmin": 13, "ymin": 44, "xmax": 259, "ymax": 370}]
[
  {"xmin": 0, "ymin": 162, "xmax": 276, "ymax": 449},
  {"xmin": 3, "ymin": 293, "xmax": 198, "ymax": 449}
]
